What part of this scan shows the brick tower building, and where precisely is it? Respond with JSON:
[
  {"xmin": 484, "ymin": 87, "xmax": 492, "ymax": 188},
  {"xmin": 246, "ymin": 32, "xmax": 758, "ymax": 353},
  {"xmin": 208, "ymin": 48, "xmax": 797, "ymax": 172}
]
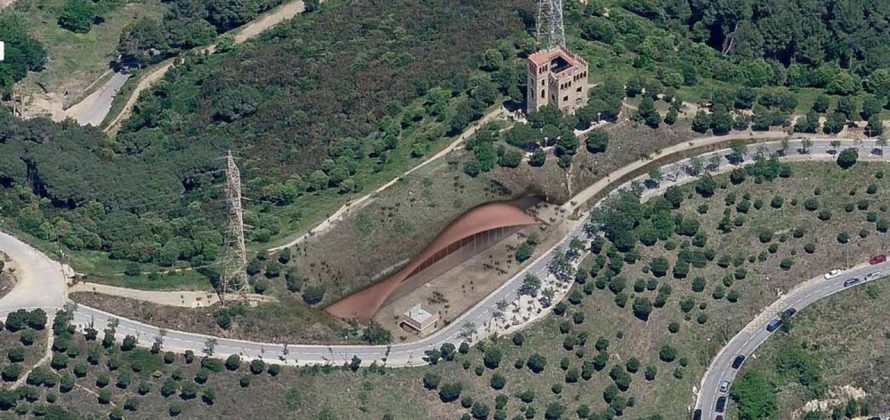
[{"xmin": 526, "ymin": 46, "xmax": 589, "ymax": 115}]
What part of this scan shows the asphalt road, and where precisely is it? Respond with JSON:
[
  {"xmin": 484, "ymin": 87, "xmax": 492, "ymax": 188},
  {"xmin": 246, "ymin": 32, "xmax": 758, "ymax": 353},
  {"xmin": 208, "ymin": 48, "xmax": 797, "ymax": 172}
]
[
  {"xmin": 65, "ymin": 72, "xmax": 130, "ymax": 126},
  {"xmin": 0, "ymin": 231, "xmax": 66, "ymax": 312},
  {"xmin": 1, "ymin": 137, "xmax": 887, "ymax": 370},
  {"xmin": 694, "ymin": 261, "xmax": 890, "ymax": 419}
]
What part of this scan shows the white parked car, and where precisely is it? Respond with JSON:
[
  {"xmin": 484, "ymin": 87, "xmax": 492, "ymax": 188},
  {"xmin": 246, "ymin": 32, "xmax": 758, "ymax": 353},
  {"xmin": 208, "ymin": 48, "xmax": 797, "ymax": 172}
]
[
  {"xmin": 719, "ymin": 380, "xmax": 730, "ymax": 393},
  {"xmin": 824, "ymin": 269, "xmax": 842, "ymax": 279},
  {"xmin": 866, "ymin": 271, "xmax": 883, "ymax": 281}
]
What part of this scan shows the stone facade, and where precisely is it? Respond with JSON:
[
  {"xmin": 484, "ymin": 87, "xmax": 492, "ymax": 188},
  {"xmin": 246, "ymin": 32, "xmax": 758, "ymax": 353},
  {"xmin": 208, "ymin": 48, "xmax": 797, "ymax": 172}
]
[{"xmin": 526, "ymin": 47, "xmax": 589, "ymax": 115}]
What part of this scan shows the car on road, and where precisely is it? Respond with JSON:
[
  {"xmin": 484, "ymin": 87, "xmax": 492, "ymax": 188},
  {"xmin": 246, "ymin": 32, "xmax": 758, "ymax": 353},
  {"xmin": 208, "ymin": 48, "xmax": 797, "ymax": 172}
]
[
  {"xmin": 866, "ymin": 271, "xmax": 883, "ymax": 281},
  {"xmin": 870, "ymin": 254, "xmax": 886, "ymax": 265},
  {"xmin": 824, "ymin": 269, "xmax": 842, "ymax": 279},
  {"xmin": 766, "ymin": 318, "xmax": 783, "ymax": 332},
  {"xmin": 782, "ymin": 308, "xmax": 797, "ymax": 318},
  {"xmin": 844, "ymin": 277, "xmax": 862, "ymax": 287},
  {"xmin": 718, "ymin": 380, "xmax": 730, "ymax": 393},
  {"xmin": 692, "ymin": 409, "xmax": 702, "ymax": 420},
  {"xmin": 731, "ymin": 355, "xmax": 745, "ymax": 369},
  {"xmin": 715, "ymin": 396, "xmax": 727, "ymax": 413}
]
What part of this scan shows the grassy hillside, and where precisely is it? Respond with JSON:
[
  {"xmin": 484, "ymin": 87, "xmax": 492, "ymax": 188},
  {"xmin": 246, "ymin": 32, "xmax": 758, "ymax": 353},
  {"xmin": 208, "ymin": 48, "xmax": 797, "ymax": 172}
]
[{"xmin": 2, "ymin": 0, "xmax": 889, "ymax": 292}]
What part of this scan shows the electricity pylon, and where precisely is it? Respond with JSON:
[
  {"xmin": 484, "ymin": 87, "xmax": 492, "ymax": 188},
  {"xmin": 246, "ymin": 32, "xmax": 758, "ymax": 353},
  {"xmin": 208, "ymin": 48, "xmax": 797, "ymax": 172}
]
[
  {"xmin": 536, "ymin": 0, "xmax": 566, "ymax": 49},
  {"xmin": 219, "ymin": 150, "xmax": 249, "ymax": 305}
]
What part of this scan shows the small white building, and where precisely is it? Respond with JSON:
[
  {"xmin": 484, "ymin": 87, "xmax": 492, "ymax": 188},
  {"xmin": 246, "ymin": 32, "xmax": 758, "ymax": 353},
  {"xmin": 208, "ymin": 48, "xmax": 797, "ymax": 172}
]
[{"xmin": 401, "ymin": 304, "xmax": 439, "ymax": 336}]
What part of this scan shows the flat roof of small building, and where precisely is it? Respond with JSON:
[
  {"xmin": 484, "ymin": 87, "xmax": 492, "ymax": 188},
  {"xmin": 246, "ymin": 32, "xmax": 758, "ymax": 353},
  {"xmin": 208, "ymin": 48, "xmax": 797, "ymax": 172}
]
[
  {"xmin": 404, "ymin": 304, "xmax": 435, "ymax": 324},
  {"xmin": 528, "ymin": 46, "xmax": 586, "ymax": 69}
]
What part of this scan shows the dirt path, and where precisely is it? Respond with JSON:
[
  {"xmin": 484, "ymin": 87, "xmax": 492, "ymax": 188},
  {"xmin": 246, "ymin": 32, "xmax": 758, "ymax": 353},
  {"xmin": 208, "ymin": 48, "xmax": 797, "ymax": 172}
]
[
  {"xmin": 12, "ymin": 331, "xmax": 53, "ymax": 389},
  {"xmin": 69, "ymin": 281, "xmax": 275, "ymax": 307},
  {"xmin": 103, "ymin": 0, "xmax": 307, "ymax": 133},
  {"xmin": 267, "ymin": 106, "xmax": 509, "ymax": 252}
]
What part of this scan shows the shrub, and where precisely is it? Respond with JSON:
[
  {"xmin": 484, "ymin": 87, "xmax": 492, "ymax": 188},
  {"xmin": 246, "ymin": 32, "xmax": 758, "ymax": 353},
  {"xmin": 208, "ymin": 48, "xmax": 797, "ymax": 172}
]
[
  {"xmin": 659, "ymin": 345, "xmax": 677, "ymax": 362},
  {"xmin": 423, "ymin": 372, "xmax": 441, "ymax": 390},
  {"xmin": 625, "ymin": 358, "xmax": 640, "ymax": 373},
  {"xmin": 780, "ymin": 258, "xmax": 795, "ymax": 270},
  {"xmin": 727, "ymin": 290, "xmax": 741, "ymax": 302},
  {"xmin": 837, "ymin": 148, "xmax": 859, "ymax": 169},
  {"xmin": 249, "ymin": 359, "xmax": 265, "ymax": 374},
  {"xmin": 490, "ymin": 373, "xmax": 506, "ymax": 390},
  {"xmin": 689, "ymin": 276, "xmax": 708, "ymax": 293},
  {"xmin": 527, "ymin": 353, "xmax": 547, "ymax": 373},
  {"xmin": 483, "ymin": 348, "xmax": 502, "ymax": 369},
  {"xmin": 697, "ymin": 313, "xmax": 709, "ymax": 324},
  {"xmin": 302, "ymin": 286, "xmax": 325, "ymax": 305},
  {"xmin": 668, "ymin": 321, "xmax": 680, "ymax": 333},
  {"xmin": 225, "ymin": 355, "xmax": 241, "ymax": 371},
  {"xmin": 804, "ymin": 198, "xmax": 819, "ymax": 211},
  {"xmin": 438, "ymin": 383, "xmax": 463, "ymax": 403},
  {"xmin": 520, "ymin": 390, "xmax": 534, "ymax": 403},
  {"xmin": 645, "ymin": 366, "xmax": 657, "ymax": 380}
]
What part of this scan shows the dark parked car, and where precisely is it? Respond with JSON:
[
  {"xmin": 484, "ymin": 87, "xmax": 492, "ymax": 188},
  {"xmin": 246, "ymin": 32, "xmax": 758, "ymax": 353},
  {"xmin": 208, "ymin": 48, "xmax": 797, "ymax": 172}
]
[
  {"xmin": 844, "ymin": 277, "xmax": 862, "ymax": 287},
  {"xmin": 716, "ymin": 396, "xmax": 727, "ymax": 413},
  {"xmin": 782, "ymin": 308, "xmax": 797, "ymax": 318},
  {"xmin": 870, "ymin": 254, "xmax": 886, "ymax": 265},
  {"xmin": 692, "ymin": 409, "xmax": 702, "ymax": 420},
  {"xmin": 766, "ymin": 318, "xmax": 783, "ymax": 332},
  {"xmin": 731, "ymin": 355, "xmax": 745, "ymax": 369}
]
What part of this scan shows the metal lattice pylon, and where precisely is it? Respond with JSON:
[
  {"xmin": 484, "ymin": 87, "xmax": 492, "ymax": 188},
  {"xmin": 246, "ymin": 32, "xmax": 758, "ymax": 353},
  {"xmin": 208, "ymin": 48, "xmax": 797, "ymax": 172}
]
[
  {"xmin": 536, "ymin": 0, "xmax": 566, "ymax": 49},
  {"xmin": 219, "ymin": 150, "xmax": 249, "ymax": 305}
]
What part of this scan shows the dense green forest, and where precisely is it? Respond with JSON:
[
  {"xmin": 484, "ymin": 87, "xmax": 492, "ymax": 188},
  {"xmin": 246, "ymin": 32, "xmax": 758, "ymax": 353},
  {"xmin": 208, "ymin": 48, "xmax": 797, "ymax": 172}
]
[
  {"xmin": 0, "ymin": 0, "xmax": 532, "ymax": 274},
  {"xmin": 116, "ymin": 0, "xmax": 297, "ymax": 66},
  {"xmin": 0, "ymin": 14, "xmax": 47, "ymax": 90},
  {"xmin": 1, "ymin": 0, "xmax": 889, "ymax": 282},
  {"xmin": 579, "ymin": 0, "xmax": 890, "ymax": 95}
]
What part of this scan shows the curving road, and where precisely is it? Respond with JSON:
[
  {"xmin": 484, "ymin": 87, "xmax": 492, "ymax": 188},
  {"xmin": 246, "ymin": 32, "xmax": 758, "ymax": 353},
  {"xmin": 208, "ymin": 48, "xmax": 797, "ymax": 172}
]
[
  {"xmin": 694, "ymin": 262, "xmax": 890, "ymax": 418},
  {"xmin": 64, "ymin": 72, "xmax": 130, "ymax": 126},
  {"xmin": 2, "ymin": 136, "xmax": 889, "ymax": 370},
  {"xmin": 0, "ymin": 231, "xmax": 66, "ymax": 312}
]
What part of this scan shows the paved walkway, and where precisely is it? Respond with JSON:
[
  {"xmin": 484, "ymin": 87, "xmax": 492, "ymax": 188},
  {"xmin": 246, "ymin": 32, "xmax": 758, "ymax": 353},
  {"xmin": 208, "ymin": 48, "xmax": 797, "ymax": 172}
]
[{"xmin": 68, "ymin": 282, "xmax": 275, "ymax": 308}]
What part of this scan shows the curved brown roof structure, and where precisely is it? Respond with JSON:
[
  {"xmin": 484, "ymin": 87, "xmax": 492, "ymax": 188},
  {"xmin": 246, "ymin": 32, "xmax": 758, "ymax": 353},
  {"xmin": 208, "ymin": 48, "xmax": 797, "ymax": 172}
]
[{"xmin": 325, "ymin": 201, "xmax": 539, "ymax": 323}]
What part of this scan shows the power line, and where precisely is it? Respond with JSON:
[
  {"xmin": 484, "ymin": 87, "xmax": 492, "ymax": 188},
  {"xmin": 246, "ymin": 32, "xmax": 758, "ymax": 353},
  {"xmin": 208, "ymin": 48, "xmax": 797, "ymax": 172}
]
[
  {"xmin": 536, "ymin": 0, "xmax": 566, "ymax": 49},
  {"xmin": 219, "ymin": 150, "xmax": 249, "ymax": 305}
]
